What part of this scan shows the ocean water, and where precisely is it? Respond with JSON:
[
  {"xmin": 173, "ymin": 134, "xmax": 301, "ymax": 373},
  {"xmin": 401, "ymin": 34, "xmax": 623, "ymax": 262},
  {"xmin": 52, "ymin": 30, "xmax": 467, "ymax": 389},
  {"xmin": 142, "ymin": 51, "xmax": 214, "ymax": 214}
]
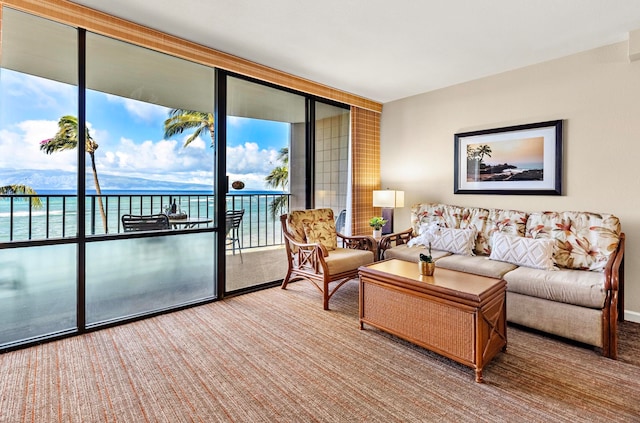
[{"xmin": 0, "ymin": 190, "xmax": 287, "ymax": 245}]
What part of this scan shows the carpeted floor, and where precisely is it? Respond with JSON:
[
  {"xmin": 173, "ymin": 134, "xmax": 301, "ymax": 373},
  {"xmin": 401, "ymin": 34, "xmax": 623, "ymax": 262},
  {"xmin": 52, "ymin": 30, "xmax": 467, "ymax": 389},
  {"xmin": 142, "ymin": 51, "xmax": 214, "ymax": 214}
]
[{"xmin": 1, "ymin": 279, "xmax": 639, "ymax": 422}]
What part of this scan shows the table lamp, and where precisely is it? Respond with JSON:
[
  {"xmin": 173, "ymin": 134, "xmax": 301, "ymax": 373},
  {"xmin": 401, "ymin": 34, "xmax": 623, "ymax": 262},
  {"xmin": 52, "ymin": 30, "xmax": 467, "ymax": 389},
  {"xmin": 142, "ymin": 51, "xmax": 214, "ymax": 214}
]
[{"xmin": 372, "ymin": 190, "xmax": 405, "ymax": 235}]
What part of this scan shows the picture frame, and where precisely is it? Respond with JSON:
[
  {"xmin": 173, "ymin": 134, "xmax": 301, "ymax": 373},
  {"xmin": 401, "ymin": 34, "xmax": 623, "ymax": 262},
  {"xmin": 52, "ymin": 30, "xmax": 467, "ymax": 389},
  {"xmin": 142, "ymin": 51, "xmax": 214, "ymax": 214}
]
[{"xmin": 454, "ymin": 120, "xmax": 563, "ymax": 195}]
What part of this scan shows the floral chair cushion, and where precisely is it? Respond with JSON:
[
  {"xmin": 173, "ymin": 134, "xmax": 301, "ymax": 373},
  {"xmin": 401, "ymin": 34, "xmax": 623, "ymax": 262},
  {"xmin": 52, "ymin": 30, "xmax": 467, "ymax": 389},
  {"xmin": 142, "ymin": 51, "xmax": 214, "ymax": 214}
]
[
  {"xmin": 526, "ymin": 211, "xmax": 621, "ymax": 271},
  {"xmin": 287, "ymin": 208, "xmax": 335, "ymax": 244},
  {"xmin": 303, "ymin": 220, "xmax": 337, "ymax": 256}
]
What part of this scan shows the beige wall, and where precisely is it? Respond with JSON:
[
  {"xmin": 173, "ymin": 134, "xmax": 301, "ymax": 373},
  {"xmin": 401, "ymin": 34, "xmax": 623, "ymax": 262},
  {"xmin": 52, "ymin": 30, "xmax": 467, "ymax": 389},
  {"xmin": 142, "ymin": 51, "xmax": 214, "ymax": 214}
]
[{"xmin": 380, "ymin": 41, "xmax": 640, "ymax": 321}]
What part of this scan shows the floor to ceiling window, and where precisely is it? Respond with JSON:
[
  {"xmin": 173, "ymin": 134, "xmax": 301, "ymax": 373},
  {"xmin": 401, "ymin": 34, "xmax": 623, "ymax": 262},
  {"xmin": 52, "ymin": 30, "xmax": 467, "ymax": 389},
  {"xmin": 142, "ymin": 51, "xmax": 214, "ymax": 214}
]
[
  {"xmin": 0, "ymin": 6, "xmax": 354, "ymax": 351},
  {"xmin": 0, "ymin": 8, "xmax": 78, "ymax": 346},
  {"xmin": 84, "ymin": 33, "xmax": 217, "ymax": 325}
]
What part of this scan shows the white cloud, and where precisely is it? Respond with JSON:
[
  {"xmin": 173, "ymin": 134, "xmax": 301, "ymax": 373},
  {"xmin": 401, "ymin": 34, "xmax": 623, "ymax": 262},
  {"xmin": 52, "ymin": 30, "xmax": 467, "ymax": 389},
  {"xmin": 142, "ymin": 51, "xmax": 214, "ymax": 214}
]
[
  {"xmin": 3, "ymin": 70, "xmax": 76, "ymax": 114},
  {"xmin": 0, "ymin": 120, "xmax": 76, "ymax": 172},
  {"xmin": 100, "ymin": 137, "xmax": 209, "ymax": 173},
  {"xmin": 227, "ymin": 142, "xmax": 280, "ymax": 174},
  {"xmin": 105, "ymin": 94, "xmax": 170, "ymax": 123},
  {"xmin": 227, "ymin": 116, "xmax": 243, "ymax": 127},
  {"xmin": 2, "ymin": 118, "xmax": 282, "ymax": 192}
]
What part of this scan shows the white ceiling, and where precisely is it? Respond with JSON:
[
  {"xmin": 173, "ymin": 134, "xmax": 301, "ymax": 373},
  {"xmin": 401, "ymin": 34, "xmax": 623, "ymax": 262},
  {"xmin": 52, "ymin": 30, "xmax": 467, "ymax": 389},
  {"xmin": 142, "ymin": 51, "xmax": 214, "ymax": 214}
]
[{"xmin": 69, "ymin": 0, "xmax": 640, "ymax": 104}]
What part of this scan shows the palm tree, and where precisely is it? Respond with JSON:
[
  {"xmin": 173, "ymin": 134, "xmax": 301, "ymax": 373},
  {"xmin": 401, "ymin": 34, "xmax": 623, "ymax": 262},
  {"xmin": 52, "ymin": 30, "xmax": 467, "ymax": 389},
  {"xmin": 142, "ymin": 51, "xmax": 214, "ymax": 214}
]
[
  {"xmin": 163, "ymin": 109, "xmax": 215, "ymax": 148},
  {"xmin": 0, "ymin": 184, "xmax": 42, "ymax": 209},
  {"xmin": 265, "ymin": 147, "xmax": 289, "ymax": 219},
  {"xmin": 476, "ymin": 145, "xmax": 492, "ymax": 162},
  {"xmin": 40, "ymin": 115, "xmax": 108, "ymax": 233}
]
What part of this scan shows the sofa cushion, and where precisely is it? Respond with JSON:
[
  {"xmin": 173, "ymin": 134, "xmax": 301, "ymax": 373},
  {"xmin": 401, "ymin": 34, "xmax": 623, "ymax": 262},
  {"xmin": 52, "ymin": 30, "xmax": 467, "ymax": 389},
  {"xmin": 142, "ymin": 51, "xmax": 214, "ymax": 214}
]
[
  {"xmin": 507, "ymin": 292, "xmax": 603, "ymax": 347},
  {"xmin": 475, "ymin": 208, "xmax": 529, "ymax": 255},
  {"xmin": 384, "ymin": 245, "xmax": 451, "ymax": 262},
  {"xmin": 459, "ymin": 207, "xmax": 489, "ymax": 253},
  {"xmin": 526, "ymin": 211, "xmax": 620, "ymax": 271},
  {"xmin": 324, "ymin": 248, "xmax": 375, "ymax": 275},
  {"xmin": 490, "ymin": 232, "xmax": 555, "ymax": 271},
  {"xmin": 431, "ymin": 227, "xmax": 477, "ymax": 256},
  {"xmin": 435, "ymin": 255, "xmax": 517, "ymax": 279},
  {"xmin": 411, "ymin": 203, "xmax": 463, "ymax": 234},
  {"xmin": 503, "ymin": 266, "xmax": 607, "ymax": 309}
]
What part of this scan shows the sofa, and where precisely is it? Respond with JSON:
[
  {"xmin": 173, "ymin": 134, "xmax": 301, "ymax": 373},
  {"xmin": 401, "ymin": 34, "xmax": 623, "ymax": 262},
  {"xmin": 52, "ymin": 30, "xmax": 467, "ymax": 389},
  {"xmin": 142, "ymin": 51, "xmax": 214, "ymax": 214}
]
[{"xmin": 378, "ymin": 202, "xmax": 625, "ymax": 359}]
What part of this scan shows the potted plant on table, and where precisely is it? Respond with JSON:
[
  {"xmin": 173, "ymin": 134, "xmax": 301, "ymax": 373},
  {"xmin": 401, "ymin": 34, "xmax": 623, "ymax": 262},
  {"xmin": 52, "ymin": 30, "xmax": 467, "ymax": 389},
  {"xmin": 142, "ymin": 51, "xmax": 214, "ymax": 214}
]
[
  {"xmin": 369, "ymin": 216, "xmax": 387, "ymax": 238},
  {"xmin": 411, "ymin": 222, "xmax": 441, "ymax": 276},
  {"xmin": 419, "ymin": 250, "xmax": 436, "ymax": 276}
]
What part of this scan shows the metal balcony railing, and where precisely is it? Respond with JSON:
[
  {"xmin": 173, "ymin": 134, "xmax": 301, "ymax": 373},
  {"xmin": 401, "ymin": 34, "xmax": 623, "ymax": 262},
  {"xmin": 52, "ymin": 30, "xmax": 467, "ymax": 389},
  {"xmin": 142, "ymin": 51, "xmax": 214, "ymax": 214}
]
[{"xmin": 0, "ymin": 193, "xmax": 289, "ymax": 248}]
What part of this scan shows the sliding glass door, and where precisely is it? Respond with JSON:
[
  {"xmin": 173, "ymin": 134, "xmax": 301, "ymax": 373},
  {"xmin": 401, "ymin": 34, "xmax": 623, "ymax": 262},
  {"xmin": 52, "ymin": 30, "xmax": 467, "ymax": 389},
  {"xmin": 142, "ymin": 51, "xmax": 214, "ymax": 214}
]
[{"xmin": 224, "ymin": 76, "xmax": 305, "ymax": 293}]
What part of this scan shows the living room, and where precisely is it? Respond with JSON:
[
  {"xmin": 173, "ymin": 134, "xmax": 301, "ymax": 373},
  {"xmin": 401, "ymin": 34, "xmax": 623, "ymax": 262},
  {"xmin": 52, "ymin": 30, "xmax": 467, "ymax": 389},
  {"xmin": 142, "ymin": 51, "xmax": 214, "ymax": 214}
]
[
  {"xmin": 2, "ymin": 0, "xmax": 640, "ymax": 421},
  {"xmin": 380, "ymin": 38, "xmax": 640, "ymax": 325}
]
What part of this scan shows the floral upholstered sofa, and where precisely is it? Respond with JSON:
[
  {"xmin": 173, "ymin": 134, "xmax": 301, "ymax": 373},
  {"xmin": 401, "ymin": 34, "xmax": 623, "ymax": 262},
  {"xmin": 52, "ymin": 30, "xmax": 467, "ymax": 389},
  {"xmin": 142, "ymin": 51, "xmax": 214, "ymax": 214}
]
[{"xmin": 378, "ymin": 203, "xmax": 625, "ymax": 358}]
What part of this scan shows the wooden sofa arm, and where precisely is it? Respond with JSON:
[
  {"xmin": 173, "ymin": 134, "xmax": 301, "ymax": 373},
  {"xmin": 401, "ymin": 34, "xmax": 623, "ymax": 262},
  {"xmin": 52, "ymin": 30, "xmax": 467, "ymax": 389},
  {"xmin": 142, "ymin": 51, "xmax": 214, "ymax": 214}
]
[
  {"xmin": 337, "ymin": 233, "xmax": 377, "ymax": 253},
  {"xmin": 610, "ymin": 233, "xmax": 625, "ymax": 321},
  {"xmin": 603, "ymin": 233, "xmax": 625, "ymax": 297},
  {"xmin": 378, "ymin": 228, "xmax": 414, "ymax": 255}
]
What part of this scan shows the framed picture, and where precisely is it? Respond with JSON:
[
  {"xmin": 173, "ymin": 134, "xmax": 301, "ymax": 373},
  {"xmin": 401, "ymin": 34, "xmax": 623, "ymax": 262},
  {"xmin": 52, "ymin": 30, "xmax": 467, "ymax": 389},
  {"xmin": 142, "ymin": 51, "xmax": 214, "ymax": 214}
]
[{"xmin": 454, "ymin": 120, "xmax": 563, "ymax": 195}]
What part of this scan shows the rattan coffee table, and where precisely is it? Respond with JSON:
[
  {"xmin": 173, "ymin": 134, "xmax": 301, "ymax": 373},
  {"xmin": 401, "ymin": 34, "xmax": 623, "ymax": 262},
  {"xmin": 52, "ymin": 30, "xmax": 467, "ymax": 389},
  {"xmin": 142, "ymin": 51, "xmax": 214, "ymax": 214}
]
[{"xmin": 358, "ymin": 259, "xmax": 507, "ymax": 383}]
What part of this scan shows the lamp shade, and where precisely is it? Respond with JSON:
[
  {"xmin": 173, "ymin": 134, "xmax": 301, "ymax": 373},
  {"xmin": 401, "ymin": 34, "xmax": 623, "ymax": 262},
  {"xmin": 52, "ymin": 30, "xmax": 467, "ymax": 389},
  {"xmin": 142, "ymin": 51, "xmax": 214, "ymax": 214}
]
[{"xmin": 373, "ymin": 190, "xmax": 405, "ymax": 208}]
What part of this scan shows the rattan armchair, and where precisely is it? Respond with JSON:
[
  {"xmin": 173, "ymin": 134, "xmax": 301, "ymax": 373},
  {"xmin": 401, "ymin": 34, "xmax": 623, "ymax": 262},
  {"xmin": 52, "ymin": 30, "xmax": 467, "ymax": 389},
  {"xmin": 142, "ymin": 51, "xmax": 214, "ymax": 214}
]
[{"xmin": 280, "ymin": 208, "xmax": 376, "ymax": 310}]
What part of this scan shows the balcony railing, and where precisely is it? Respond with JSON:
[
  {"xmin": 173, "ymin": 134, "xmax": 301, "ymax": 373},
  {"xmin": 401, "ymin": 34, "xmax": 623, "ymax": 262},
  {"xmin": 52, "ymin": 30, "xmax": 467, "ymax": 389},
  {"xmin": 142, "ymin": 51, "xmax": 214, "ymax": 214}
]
[{"xmin": 0, "ymin": 193, "xmax": 289, "ymax": 248}]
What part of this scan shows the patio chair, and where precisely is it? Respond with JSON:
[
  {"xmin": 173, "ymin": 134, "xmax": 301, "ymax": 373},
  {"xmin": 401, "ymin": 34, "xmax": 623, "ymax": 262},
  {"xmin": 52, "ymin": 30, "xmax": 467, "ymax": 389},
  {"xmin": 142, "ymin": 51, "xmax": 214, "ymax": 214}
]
[
  {"xmin": 121, "ymin": 214, "xmax": 170, "ymax": 232},
  {"xmin": 335, "ymin": 209, "xmax": 347, "ymax": 234},
  {"xmin": 280, "ymin": 208, "xmax": 377, "ymax": 310},
  {"xmin": 225, "ymin": 209, "xmax": 245, "ymax": 262}
]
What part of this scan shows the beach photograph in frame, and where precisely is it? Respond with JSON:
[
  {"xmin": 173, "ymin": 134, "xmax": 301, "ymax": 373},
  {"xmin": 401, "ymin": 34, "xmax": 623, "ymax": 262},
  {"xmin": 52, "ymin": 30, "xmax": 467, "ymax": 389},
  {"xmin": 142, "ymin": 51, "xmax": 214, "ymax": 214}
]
[{"xmin": 454, "ymin": 120, "xmax": 563, "ymax": 195}]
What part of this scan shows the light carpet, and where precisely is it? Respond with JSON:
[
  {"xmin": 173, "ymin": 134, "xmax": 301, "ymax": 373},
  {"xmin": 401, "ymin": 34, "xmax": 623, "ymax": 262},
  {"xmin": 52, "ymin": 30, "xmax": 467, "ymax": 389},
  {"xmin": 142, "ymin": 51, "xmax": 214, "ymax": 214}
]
[{"xmin": 1, "ymin": 280, "xmax": 639, "ymax": 422}]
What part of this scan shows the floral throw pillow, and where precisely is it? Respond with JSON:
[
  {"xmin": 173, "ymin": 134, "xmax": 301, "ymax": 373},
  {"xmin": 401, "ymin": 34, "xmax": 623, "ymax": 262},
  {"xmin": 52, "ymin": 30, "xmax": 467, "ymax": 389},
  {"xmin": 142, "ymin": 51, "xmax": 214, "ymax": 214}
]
[{"xmin": 303, "ymin": 220, "xmax": 337, "ymax": 256}]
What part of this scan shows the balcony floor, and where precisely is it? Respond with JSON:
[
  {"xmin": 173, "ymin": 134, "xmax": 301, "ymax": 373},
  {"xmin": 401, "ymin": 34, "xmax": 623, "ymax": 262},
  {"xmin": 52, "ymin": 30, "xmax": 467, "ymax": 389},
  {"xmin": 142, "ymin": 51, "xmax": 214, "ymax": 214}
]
[{"xmin": 225, "ymin": 245, "xmax": 288, "ymax": 292}]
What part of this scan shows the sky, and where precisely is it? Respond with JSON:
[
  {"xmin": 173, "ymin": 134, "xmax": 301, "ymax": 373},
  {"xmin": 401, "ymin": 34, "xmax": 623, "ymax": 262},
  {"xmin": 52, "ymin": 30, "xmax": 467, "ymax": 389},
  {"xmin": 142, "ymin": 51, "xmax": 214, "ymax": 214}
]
[
  {"xmin": 0, "ymin": 69, "xmax": 289, "ymax": 192},
  {"xmin": 468, "ymin": 136, "xmax": 544, "ymax": 167}
]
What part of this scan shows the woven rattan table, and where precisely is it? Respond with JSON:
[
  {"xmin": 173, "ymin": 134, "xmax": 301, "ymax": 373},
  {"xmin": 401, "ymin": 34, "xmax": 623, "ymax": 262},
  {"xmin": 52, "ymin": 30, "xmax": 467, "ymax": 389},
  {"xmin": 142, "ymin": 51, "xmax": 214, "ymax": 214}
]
[{"xmin": 358, "ymin": 259, "xmax": 507, "ymax": 383}]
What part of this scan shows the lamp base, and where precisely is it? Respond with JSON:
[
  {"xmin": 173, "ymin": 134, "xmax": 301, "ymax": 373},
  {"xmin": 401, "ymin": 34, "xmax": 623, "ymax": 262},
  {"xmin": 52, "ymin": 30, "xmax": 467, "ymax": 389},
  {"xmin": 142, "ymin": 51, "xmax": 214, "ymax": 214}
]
[{"xmin": 381, "ymin": 208, "xmax": 394, "ymax": 235}]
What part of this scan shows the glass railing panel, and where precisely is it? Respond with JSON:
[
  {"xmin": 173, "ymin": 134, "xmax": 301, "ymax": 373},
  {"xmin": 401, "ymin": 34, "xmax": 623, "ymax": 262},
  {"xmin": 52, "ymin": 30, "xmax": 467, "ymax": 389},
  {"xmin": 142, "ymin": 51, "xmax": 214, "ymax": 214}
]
[
  {"xmin": 0, "ymin": 244, "xmax": 76, "ymax": 347},
  {"xmin": 86, "ymin": 232, "xmax": 215, "ymax": 325}
]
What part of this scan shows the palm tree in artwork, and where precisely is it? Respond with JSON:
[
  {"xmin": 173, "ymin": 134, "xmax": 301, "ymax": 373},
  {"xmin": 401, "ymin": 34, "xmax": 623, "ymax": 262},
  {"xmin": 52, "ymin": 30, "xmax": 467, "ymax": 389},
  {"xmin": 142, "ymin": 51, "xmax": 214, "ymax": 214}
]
[
  {"xmin": 0, "ymin": 184, "xmax": 42, "ymax": 209},
  {"xmin": 476, "ymin": 145, "xmax": 492, "ymax": 162},
  {"xmin": 40, "ymin": 115, "xmax": 108, "ymax": 233},
  {"xmin": 265, "ymin": 147, "xmax": 289, "ymax": 219},
  {"xmin": 163, "ymin": 109, "xmax": 215, "ymax": 148}
]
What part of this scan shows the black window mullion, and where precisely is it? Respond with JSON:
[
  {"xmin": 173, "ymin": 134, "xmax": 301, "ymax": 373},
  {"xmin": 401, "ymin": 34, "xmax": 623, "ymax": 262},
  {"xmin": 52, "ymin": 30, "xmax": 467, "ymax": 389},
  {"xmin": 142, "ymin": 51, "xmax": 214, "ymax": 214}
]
[{"xmin": 77, "ymin": 28, "xmax": 87, "ymax": 333}]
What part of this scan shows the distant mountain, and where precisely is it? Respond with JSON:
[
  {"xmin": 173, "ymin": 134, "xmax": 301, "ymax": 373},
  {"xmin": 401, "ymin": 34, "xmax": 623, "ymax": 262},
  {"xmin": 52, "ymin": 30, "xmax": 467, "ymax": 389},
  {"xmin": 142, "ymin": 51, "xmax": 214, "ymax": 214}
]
[{"xmin": 0, "ymin": 169, "xmax": 212, "ymax": 192}]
